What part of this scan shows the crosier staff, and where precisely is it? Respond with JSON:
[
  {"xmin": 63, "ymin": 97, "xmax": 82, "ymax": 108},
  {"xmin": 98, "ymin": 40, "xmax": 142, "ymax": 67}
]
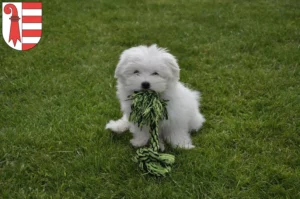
[{"xmin": 4, "ymin": 4, "xmax": 21, "ymax": 46}]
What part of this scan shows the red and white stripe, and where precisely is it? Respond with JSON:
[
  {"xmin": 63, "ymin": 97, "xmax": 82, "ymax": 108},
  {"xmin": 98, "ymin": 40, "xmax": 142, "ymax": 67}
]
[{"xmin": 22, "ymin": 2, "xmax": 42, "ymax": 50}]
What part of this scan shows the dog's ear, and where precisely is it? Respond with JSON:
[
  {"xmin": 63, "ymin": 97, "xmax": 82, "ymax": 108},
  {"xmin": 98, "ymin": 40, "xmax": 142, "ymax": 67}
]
[
  {"xmin": 163, "ymin": 53, "xmax": 180, "ymax": 81},
  {"xmin": 114, "ymin": 50, "xmax": 129, "ymax": 79}
]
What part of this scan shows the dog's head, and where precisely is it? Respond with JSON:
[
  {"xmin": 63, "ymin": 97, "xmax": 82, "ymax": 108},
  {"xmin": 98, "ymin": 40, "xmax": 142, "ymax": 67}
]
[{"xmin": 115, "ymin": 44, "xmax": 180, "ymax": 93}]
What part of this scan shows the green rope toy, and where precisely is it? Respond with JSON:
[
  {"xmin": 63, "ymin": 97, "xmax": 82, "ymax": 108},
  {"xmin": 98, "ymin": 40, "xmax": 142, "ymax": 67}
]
[{"xmin": 128, "ymin": 90, "xmax": 175, "ymax": 177}]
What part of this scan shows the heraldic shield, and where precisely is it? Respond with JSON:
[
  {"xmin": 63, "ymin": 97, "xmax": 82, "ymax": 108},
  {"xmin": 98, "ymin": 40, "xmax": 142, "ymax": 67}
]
[{"xmin": 2, "ymin": 2, "xmax": 42, "ymax": 51}]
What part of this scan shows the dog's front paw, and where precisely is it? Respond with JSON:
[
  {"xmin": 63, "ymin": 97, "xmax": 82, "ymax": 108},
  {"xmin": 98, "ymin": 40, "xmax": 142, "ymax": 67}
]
[
  {"xmin": 159, "ymin": 142, "xmax": 165, "ymax": 152},
  {"xmin": 105, "ymin": 120, "xmax": 128, "ymax": 134},
  {"xmin": 130, "ymin": 137, "xmax": 148, "ymax": 147}
]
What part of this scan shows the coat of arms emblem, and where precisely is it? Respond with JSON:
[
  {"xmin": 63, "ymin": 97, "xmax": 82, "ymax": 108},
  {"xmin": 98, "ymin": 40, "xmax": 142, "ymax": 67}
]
[{"xmin": 2, "ymin": 2, "xmax": 42, "ymax": 51}]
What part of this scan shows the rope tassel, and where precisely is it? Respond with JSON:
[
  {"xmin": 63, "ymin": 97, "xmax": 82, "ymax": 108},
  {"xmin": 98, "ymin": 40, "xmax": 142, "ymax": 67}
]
[{"xmin": 129, "ymin": 90, "xmax": 175, "ymax": 177}]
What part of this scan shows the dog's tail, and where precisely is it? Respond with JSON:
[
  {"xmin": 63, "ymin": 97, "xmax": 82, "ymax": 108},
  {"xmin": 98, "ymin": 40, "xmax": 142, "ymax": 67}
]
[
  {"xmin": 190, "ymin": 91, "xmax": 205, "ymax": 131},
  {"xmin": 190, "ymin": 113, "xmax": 205, "ymax": 132},
  {"xmin": 105, "ymin": 114, "xmax": 129, "ymax": 133}
]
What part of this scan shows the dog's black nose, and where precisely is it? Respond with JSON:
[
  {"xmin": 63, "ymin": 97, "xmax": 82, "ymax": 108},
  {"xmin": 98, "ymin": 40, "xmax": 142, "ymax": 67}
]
[{"xmin": 141, "ymin": 82, "xmax": 150, "ymax": 89}]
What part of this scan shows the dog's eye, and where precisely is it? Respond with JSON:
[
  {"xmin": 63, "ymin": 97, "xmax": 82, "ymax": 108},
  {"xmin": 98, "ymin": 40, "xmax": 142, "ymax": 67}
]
[
  {"xmin": 152, "ymin": 72, "xmax": 159, "ymax": 76},
  {"xmin": 134, "ymin": 70, "xmax": 139, "ymax": 74}
]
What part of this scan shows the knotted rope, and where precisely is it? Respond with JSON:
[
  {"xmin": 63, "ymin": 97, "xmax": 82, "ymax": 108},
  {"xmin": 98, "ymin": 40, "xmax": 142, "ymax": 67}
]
[{"xmin": 129, "ymin": 90, "xmax": 175, "ymax": 177}]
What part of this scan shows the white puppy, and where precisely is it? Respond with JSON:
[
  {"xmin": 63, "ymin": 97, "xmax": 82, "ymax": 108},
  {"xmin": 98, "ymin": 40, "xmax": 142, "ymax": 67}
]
[{"xmin": 106, "ymin": 44, "xmax": 205, "ymax": 150}]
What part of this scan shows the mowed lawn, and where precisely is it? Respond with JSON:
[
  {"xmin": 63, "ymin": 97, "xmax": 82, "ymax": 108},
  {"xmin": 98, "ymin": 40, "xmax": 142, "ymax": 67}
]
[{"xmin": 1, "ymin": 0, "xmax": 300, "ymax": 198}]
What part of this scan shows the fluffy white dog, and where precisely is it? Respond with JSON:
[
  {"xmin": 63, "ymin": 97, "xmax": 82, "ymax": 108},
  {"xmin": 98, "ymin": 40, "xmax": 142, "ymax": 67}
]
[{"xmin": 106, "ymin": 44, "xmax": 205, "ymax": 150}]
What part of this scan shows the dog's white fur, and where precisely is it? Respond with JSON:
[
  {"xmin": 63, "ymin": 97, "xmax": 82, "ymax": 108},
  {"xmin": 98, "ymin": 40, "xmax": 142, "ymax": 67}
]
[{"xmin": 106, "ymin": 44, "xmax": 205, "ymax": 150}]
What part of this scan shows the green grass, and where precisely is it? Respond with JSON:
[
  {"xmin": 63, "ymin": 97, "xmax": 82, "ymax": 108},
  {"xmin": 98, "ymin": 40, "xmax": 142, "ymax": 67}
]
[{"xmin": 1, "ymin": 0, "xmax": 300, "ymax": 198}]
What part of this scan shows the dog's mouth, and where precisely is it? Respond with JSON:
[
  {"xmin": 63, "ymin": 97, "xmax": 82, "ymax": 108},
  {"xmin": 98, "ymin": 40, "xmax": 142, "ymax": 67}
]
[
  {"xmin": 127, "ymin": 90, "xmax": 147, "ymax": 99},
  {"xmin": 134, "ymin": 88, "xmax": 153, "ymax": 93},
  {"xmin": 127, "ymin": 89, "xmax": 162, "ymax": 99}
]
